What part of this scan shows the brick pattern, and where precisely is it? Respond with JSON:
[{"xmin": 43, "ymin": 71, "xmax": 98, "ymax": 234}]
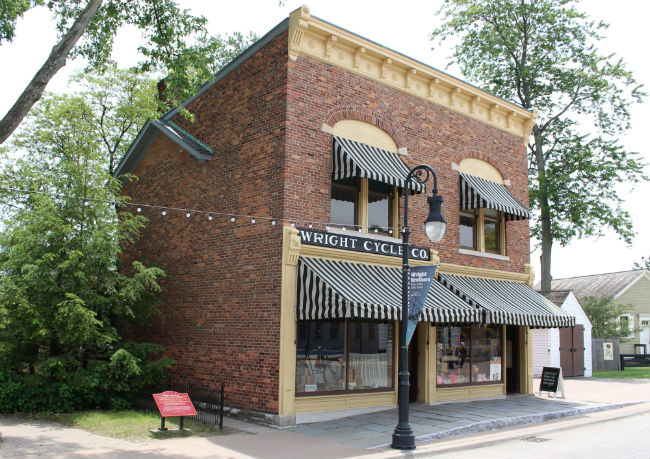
[
  {"xmin": 122, "ymin": 32, "xmax": 289, "ymax": 414},
  {"xmin": 123, "ymin": 32, "xmax": 532, "ymax": 417},
  {"xmin": 285, "ymin": 54, "xmax": 530, "ymax": 273}
]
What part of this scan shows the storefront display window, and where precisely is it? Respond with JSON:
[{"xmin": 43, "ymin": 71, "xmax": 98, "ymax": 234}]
[
  {"xmin": 296, "ymin": 320, "xmax": 393, "ymax": 394},
  {"xmin": 436, "ymin": 325, "xmax": 502, "ymax": 385}
]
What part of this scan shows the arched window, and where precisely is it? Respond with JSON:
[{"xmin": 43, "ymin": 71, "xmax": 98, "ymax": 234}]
[
  {"xmin": 330, "ymin": 121, "xmax": 401, "ymax": 236},
  {"xmin": 458, "ymin": 159, "xmax": 506, "ymax": 255}
]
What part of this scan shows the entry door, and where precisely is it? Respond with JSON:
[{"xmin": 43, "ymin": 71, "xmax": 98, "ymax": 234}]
[
  {"xmin": 572, "ymin": 325, "xmax": 584, "ymax": 377},
  {"xmin": 506, "ymin": 326, "xmax": 519, "ymax": 394},
  {"xmin": 559, "ymin": 325, "xmax": 584, "ymax": 377}
]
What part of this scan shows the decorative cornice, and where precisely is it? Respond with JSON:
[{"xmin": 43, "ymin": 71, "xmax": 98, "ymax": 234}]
[
  {"xmin": 524, "ymin": 264, "xmax": 535, "ymax": 287},
  {"xmin": 288, "ymin": 5, "xmax": 536, "ymax": 140},
  {"xmin": 284, "ymin": 225, "xmax": 301, "ymax": 266}
]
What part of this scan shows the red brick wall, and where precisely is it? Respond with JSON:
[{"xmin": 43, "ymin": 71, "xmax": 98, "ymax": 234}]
[
  {"xmin": 121, "ymin": 31, "xmax": 289, "ymax": 414},
  {"xmin": 284, "ymin": 54, "xmax": 530, "ymax": 273}
]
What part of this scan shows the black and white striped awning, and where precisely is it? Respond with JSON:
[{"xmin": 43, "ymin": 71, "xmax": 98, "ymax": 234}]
[
  {"xmin": 296, "ymin": 257, "xmax": 481, "ymax": 324},
  {"xmin": 460, "ymin": 173, "xmax": 530, "ymax": 221},
  {"xmin": 332, "ymin": 136, "xmax": 425, "ymax": 193},
  {"xmin": 438, "ymin": 274, "xmax": 575, "ymax": 328}
]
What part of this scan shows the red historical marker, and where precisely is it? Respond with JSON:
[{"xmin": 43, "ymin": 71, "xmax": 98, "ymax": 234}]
[{"xmin": 153, "ymin": 391, "xmax": 197, "ymax": 417}]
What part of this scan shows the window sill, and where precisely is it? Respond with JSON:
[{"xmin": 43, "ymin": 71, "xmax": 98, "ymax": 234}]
[{"xmin": 458, "ymin": 248, "xmax": 509, "ymax": 261}]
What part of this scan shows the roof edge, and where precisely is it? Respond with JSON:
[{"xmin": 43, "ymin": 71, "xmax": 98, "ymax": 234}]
[
  {"xmin": 614, "ymin": 270, "xmax": 650, "ymax": 299},
  {"xmin": 113, "ymin": 119, "xmax": 211, "ymax": 178},
  {"xmin": 162, "ymin": 18, "xmax": 290, "ymax": 121}
]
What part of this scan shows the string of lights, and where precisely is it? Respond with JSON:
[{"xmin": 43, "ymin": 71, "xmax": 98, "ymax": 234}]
[{"xmin": 1, "ymin": 187, "xmax": 395, "ymax": 235}]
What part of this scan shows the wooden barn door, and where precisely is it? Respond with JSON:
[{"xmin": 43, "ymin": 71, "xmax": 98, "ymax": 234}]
[
  {"xmin": 559, "ymin": 325, "xmax": 585, "ymax": 377},
  {"xmin": 572, "ymin": 325, "xmax": 584, "ymax": 377},
  {"xmin": 559, "ymin": 327, "xmax": 574, "ymax": 376}
]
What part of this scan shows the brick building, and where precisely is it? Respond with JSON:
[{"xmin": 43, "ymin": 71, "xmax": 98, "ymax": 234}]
[{"xmin": 116, "ymin": 6, "xmax": 573, "ymax": 425}]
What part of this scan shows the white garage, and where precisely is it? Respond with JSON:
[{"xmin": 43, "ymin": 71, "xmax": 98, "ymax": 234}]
[{"xmin": 532, "ymin": 290, "xmax": 592, "ymax": 377}]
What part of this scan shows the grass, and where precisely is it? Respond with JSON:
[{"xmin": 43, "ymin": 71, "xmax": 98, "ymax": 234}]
[
  {"xmin": 592, "ymin": 367, "xmax": 649, "ymax": 379},
  {"xmin": 35, "ymin": 410, "xmax": 224, "ymax": 441}
]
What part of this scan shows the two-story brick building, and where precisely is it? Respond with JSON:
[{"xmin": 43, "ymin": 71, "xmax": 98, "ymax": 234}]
[{"xmin": 116, "ymin": 6, "xmax": 573, "ymax": 425}]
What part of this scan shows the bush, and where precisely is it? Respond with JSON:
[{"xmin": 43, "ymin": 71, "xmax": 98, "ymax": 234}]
[
  {"xmin": 0, "ymin": 370, "xmax": 99, "ymax": 413},
  {"xmin": 0, "ymin": 345, "xmax": 174, "ymax": 414}
]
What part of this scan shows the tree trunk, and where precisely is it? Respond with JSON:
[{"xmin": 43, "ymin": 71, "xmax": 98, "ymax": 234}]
[
  {"xmin": 0, "ymin": 0, "xmax": 104, "ymax": 144},
  {"xmin": 533, "ymin": 126, "xmax": 553, "ymax": 290}
]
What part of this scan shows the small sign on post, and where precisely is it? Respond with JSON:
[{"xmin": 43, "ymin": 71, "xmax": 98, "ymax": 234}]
[
  {"xmin": 603, "ymin": 342, "xmax": 614, "ymax": 361},
  {"xmin": 153, "ymin": 391, "xmax": 197, "ymax": 431},
  {"xmin": 538, "ymin": 366, "xmax": 565, "ymax": 399},
  {"xmin": 406, "ymin": 265, "xmax": 436, "ymax": 345}
]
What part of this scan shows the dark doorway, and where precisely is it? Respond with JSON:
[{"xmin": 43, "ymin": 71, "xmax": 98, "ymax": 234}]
[
  {"xmin": 408, "ymin": 327, "xmax": 418, "ymax": 403},
  {"xmin": 506, "ymin": 326, "xmax": 519, "ymax": 394},
  {"xmin": 559, "ymin": 325, "xmax": 585, "ymax": 377}
]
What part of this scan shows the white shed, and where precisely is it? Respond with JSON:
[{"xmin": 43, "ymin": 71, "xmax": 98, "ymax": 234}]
[{"xmin": 532, "ymin": 290, "xmax": 592, "ymax": 377}]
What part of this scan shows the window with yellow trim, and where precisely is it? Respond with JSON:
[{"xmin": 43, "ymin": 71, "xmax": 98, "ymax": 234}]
[
  {"xmin": 330, "ymin": 177, "xmax": 398, "ymax": 235},
  {"xmin": 459, "ymin": 208, "xmax": 504, "ymax": 255}
]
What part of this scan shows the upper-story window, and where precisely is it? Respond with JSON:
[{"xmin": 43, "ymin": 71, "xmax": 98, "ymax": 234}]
[
  {"xmin": 456, "ymin": 159, "xmax": 530, "ymax": 257},
  {"xmin": 329, "ymin": 120, "xmax": 422, "ymax": 236},
  {"xmin": 368, "ymin": 181, "xmax": 394, "ymax": 234},
  {"xmin": 459, "ymin": 208, "xmax": 502, "ymax": 254},
  {"xmin": 331, "ymin": 177, "xmax": 357, "ymax": 227},
  {"xmin": 330, "ymin": 176, "xmax": 396, "ymax": 235}
]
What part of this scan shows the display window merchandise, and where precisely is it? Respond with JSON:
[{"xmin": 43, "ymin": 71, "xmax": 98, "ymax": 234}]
[
  {"xmin": 296, "ymin": 320, "xmax": 394, "ymax": 394},
  {"xmin": 436, "ymin": 325, "xmax": 502, "ymax": 385}
]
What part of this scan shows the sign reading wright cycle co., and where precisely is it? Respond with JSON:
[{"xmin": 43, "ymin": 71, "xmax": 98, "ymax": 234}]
[{"xmin": 299, "ymin": 228, "xmax": 430, "ymax": 261}]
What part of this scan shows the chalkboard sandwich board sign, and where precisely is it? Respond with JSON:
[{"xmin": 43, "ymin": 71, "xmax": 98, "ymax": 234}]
[{"xmin": 539, "ymin": 366, "xmax": 565, "ymax": 399}]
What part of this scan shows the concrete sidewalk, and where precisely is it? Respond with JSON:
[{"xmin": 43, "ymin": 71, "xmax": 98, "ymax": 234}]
[{"xmin": 0, "ymin": 377, "xmax": 648, "ymax": 459}]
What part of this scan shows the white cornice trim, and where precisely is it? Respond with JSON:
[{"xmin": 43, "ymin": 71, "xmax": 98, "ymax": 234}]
[{"xmin": 288, "ymin": 5, "xmax": 537, "ymax": 141}]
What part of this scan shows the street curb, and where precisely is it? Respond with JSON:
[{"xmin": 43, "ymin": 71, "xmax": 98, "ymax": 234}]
[{"xmin": 367, "ymin": 400, "xmax": 649, "ymax": 453}]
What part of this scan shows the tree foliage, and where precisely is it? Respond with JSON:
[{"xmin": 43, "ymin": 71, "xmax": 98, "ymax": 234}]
[
  {"xmin": 632, "ymin": 256, "xmax": 649, "ymax": 270},
  {"xmin": 432, "ymin": 0, "xmax": 647, "ymax": 289},
  {"xmin": 0, "ymin": 0, "xmax": 257, "ymax": 143},
  {"xmin": 0, "ymin": 73, "xmax": 170, "ymax": 410},
  {"xmin": 581, "ymin": 296, "xmax": 639, "ymax": 340},
  {"xmin": 68, "ymin": 66, "xmax": 159, "ymax": 175}
]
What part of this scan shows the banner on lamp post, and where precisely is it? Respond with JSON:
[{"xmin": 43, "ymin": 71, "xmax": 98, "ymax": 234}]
[{"xmin": 406, "ymin": 265, "xmax": 436, "ymax": 345}]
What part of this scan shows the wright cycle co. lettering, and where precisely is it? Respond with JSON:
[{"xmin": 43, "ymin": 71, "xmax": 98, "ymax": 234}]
[{"xmin": 299, "ymin": 228, "xmax": 430, "ymax": 261}]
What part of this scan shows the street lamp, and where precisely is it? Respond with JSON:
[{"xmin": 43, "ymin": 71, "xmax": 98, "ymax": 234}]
[{"xmin": 391, "ymin": 164, "xmax": 446, "ymax": 450}]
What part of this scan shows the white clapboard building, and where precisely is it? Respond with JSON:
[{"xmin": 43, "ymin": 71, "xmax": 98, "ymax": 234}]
[{"xmin": 532, "ymin": 290, "xmax": 592, "ymax": 378}]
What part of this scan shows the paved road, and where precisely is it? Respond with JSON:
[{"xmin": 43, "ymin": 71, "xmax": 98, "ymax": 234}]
[{"xmin": 427, "ymin": 411, "xmax": 650, "ymax": 459}]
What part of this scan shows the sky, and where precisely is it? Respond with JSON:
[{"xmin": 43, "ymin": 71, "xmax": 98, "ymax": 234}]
[{"xmin": 0, "ymin": 0, "xmax": 648, "ymax": 281}]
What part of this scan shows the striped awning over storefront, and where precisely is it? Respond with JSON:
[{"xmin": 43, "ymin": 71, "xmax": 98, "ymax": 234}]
[
  {"xmin": 459, "ymin": 173, "xmax": 530, "ymax": 220},
  {"xmin": 332, "ymin": 136, "xmax": 425, "ymax": 193},
  {"xmin": 438, "ymin": 274, "xmax": 575, "ymax": 328},
  {"xmin": 296, "ymin": 257, "xmax": 481, "ymax": 323}
]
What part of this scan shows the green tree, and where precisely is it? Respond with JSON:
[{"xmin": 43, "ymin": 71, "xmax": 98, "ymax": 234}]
[
  {"xmin": 0, "ymin": 85, "xmax": 168, "ymax": 409},
  {"xmin": 582, "ymin": 296, "xmax": 640, "ymax": 340},
  {"xmin": 0, "ymin": 0, "xmax": 256, "ymax": 144},
  {"xmin": 69, "ymin": 66, "xmax": 159, "ymax": 175},
  {"xmin": 632, "ymin": 256, "xmax": 649, "ymax": 270},
  {"xmin": 432, "ymin": 0, "xmax": 647, "ymax": 290}
]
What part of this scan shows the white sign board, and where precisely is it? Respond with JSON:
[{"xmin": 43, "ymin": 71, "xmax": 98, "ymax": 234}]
[{"xmin": 603, "ymin": 342, "xmax": 614, "ymax": 361}]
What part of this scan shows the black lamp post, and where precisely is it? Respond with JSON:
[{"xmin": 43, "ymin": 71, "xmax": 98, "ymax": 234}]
[{"xmin": 391, "ymin": 164, "xmax": 446, "ymax": 450}]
